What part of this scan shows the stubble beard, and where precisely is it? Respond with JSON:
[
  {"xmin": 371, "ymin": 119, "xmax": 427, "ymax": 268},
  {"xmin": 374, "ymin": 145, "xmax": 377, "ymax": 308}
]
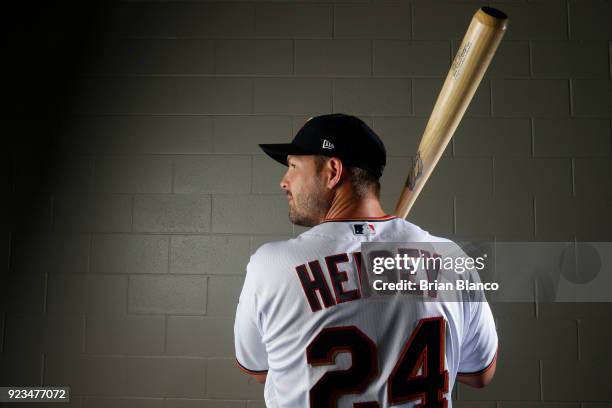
[{"xmin": 288, "ymin": 178, "xmax": 331, "ymax": 227}]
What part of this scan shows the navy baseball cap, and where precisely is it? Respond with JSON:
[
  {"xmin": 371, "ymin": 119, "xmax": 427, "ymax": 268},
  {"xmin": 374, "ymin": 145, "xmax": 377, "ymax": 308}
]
[{"xmin": 259, "ymin": 113, "xmax": 386, "ymax": 178}]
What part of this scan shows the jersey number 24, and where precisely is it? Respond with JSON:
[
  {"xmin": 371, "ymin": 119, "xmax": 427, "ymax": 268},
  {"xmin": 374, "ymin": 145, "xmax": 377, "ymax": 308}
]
[{"xmin": 306, "ymin": 317, "xmax": 449, "ymax": 408}]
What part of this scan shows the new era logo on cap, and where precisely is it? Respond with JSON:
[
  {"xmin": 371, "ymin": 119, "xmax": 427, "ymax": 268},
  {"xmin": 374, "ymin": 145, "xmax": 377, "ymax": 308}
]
[{"xmin": 258, "ymin": 113, "xmax": 387, "ymax": 178}]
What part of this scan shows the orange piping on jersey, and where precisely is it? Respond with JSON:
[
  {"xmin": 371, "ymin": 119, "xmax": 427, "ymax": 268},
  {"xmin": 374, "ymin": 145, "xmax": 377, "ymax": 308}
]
[
  {"xmin": 456, "ymin": 348, "xmax": 498, "ymax": 377},
  {"xmin": 321, "ymin": 214, "xmax": 397, "ymax": 223},
  {"xmin": 235, "ymin": 358, "xmax": 268, "ymax": 375}
]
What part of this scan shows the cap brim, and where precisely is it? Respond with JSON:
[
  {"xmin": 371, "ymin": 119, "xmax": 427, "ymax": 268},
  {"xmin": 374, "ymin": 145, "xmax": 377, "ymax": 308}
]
[{"xmin": 258, "ymin": 143, "xmax": 314, "ymax": 166}]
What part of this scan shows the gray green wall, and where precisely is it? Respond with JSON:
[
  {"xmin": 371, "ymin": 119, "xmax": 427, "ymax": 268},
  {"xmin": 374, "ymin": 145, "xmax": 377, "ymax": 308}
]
[{"xmin": 1, "ymin": 0, "xmax": 611, "ymax": 407}]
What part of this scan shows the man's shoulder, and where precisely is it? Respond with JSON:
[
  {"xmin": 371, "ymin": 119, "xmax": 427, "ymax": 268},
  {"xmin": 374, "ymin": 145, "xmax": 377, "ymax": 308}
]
[
  {"xmin": 247, "ymin": 236, "xmax": 305, "ymax": 271},
  {"xmin": 381, "ymin": 219, "xmax": 469, "ymax": 260},
  {"xmin": 251, "ymin": 239, "xmax": 295, "ymax": 259},
  {"xmin": 247, "ymin": 227, "xmax": 352, "ymax": 273},
  {"xmin": 381, "ymin": 217, "xmax": 454, "ymax": 244}
]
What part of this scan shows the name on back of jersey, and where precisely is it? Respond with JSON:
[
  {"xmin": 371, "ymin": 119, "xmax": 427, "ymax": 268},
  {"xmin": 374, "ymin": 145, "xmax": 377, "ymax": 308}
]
[{"xmin": 294, "ymin": 247, "xmax": 445, "ymax": 313}]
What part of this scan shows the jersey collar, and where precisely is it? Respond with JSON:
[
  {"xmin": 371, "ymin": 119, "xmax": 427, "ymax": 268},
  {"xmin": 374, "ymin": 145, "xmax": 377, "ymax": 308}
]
[{"xmin": 320, "ymin": 214, "xmax": 398, "ymax": 224}]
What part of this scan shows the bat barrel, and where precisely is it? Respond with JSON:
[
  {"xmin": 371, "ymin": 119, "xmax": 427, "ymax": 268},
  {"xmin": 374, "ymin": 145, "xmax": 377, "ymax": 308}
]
[
  {"xmin": 476, "ymin": 7, "xmax": 509, "ymax": 30},
  {"xmin": 394, "ymin": 7, "xmax": 508, "ymax": 219},
  {"xmin": 481, "ymin": 7, "xmax": 508, "ymax": 20}
]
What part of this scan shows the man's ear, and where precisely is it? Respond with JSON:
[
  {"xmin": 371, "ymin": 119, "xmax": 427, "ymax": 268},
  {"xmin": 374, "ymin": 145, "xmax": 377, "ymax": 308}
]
[{"xmin": 325, "ymin": 157, "xmax": 344, "ymax": 189}]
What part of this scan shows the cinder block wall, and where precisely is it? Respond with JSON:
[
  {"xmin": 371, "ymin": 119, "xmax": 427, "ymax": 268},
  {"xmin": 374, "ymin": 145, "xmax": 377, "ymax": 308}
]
[{"xmin": 1, "ymin": 0, "xmax": 611, "ymax": 407}]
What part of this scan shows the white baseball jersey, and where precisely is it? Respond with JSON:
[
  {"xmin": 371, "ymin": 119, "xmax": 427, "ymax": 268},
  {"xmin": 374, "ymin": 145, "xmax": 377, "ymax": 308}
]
[{"xmin": 234, "ymin": 216, "xmax": 498, "ymax": 407}]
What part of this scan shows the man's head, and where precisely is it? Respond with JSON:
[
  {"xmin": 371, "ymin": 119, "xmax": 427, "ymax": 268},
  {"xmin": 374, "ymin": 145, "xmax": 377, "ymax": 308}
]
[
  {"xmin": 279, "ymin": 154, "xmax": 381, "ymax": 226},
  {"xmin": 259, "ymin": 113, "xmax": 386, "ymax": 227}
]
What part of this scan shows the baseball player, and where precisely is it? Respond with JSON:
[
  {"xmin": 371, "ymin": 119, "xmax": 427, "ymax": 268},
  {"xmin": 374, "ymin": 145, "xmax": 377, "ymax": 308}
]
[{"xmin": 234, "ymin": 113, "xmax": 498, "ymax": 407}]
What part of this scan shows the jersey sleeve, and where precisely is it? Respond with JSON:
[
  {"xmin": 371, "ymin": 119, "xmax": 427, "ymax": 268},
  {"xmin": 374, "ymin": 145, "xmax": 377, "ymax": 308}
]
[
  {"xmin": 458, "ymin": 292, "xmax": 498, "ymax": 374},
  {"xmin": 234, "ymin": 253, "xmax": 269, "ymax": 374}
]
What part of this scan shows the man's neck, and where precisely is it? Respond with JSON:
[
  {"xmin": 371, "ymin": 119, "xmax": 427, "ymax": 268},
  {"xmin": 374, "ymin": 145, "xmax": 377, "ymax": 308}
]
[{"xmin": 322, "ymin": 184, "xmax": 387, "ymax": 221}]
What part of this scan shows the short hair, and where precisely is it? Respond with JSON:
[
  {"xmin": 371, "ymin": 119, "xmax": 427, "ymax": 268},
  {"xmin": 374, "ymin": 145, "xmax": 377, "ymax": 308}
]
[{"xmin": 314, "ymin": 155, "xmax": 381, "ymax": 199}]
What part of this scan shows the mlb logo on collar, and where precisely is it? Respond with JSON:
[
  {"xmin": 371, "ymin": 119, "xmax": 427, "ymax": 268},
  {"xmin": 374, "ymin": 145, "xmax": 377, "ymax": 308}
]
[{"xmin": 352, "ymin": 223, "xmax": 376, "ymax": 235}]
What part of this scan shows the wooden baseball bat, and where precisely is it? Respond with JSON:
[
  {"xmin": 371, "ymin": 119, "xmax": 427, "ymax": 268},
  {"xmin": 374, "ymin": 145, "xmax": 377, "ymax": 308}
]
[{"xmin": 394, "ymin": 7, "xmax": 508, "ymax": 219}]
